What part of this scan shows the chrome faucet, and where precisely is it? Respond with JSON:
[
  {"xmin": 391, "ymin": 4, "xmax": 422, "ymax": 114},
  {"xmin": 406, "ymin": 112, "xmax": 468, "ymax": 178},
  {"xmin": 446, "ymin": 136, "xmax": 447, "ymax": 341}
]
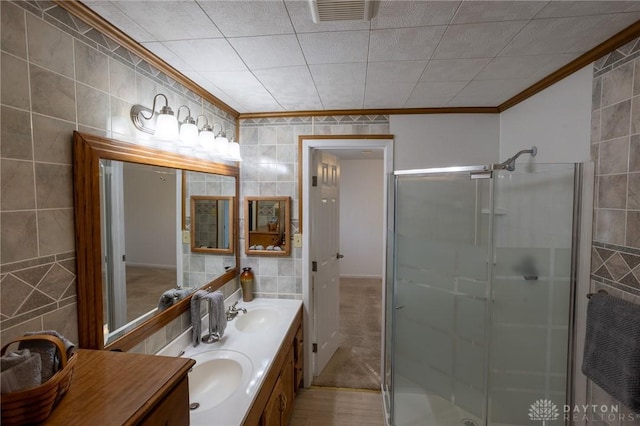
[{"xmin": 226, "ymin": 301, "xmax": 247, "ymax": 321}]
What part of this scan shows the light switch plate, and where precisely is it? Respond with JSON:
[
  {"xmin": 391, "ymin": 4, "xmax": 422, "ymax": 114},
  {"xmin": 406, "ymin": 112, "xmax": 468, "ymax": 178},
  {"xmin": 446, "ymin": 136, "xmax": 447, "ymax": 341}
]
[
  {"xmin": 293, "ymin": 233, "xmax": 302, "ymax": 247},
  {"xmin": 182, "ymin": 230, "xmax": 190, "ymax": 244}
]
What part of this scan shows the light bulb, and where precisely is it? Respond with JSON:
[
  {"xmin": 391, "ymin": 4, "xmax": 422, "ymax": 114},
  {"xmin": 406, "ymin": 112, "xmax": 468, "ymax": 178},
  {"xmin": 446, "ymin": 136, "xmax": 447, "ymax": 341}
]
[
  {"xmin": 227, "ymin": 141, "xmax": 242, "ymax": 161},
  {"xmin": 154, "ymin": 113, "xmax": 179, "ymax": 140},
  {"xmin": 179, "ymin": 122, "xmax": 199, "ymax": 146}
]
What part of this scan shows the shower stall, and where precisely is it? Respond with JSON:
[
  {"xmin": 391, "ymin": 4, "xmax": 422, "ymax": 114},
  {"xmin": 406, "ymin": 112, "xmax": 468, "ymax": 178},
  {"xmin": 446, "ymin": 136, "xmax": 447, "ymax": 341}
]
[{"xmin": 384, "ymin": 154, "xmax": 582, "ymax": 426}]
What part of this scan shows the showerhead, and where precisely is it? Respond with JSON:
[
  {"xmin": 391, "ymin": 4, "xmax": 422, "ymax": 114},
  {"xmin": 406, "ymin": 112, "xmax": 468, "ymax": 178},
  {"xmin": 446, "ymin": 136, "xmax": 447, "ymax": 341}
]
[{"xmin": 499, "ymin": 146, "xmax": 537, "ymax": 171}]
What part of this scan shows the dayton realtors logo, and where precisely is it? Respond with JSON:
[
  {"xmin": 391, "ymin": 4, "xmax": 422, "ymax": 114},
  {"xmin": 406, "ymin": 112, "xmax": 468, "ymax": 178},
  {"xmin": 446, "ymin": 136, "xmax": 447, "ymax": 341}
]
[
  {"xmin": 529, "ymin": 399, "xmax": 640, "ymax": 423},
  {"xmin": 528, "ymin": 399, "xmax": 560, "ymax": 425}
]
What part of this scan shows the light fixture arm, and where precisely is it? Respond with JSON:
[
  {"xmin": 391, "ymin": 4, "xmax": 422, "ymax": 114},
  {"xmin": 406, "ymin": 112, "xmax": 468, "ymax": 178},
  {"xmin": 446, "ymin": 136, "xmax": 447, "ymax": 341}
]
[
  {"xmin": 140, "ymin": 93, "xmax": 170, "ymax": 120},
  {"xmin": 212, "ymin": 122, "xmax": 223, "ymax": 137},
  {"xmin": 196, "ymin": 115, "xmax": 212, "ymax": 131},
  {"xmin": 177, "ymin": 105, "xmax": 195, "ymax": 125},
  {"xmin": 130, "ymin": 93, "xmax": 175, "ymax": 135}
]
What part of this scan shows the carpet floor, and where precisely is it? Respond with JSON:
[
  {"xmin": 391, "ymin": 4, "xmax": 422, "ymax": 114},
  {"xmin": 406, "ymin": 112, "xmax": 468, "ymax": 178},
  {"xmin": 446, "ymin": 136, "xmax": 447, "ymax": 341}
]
[{"xmin": 312, "ymin": 277, "xmax": 382, "ymax": 390}]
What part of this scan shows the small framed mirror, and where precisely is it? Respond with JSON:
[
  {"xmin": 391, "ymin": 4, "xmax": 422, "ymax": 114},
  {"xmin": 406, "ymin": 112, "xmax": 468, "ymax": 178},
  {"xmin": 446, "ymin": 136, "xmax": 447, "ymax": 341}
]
[
  {"xmin": 245, "ymin": 196, "xmax": 291, "ymax": 256},
  {"xmin": 190, "ymin": 196, "xmax": 234, "ymax": 254}
]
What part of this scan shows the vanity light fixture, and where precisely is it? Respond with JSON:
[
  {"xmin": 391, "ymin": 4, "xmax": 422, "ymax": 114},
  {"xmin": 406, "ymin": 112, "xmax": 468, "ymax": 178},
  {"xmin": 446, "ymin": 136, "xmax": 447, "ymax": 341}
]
[
  {"xmin": 177, "ymin": 105, "xmax": 199, "ymax": 147},
  {"xmin": 130, "ymin": 93, "xmax": 179, "ymax": 140}
]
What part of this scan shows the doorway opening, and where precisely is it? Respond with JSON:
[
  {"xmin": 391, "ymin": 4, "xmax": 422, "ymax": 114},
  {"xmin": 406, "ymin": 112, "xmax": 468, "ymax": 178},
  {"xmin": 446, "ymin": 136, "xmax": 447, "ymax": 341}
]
[{"xmin": 299, "ymin": 136, "xmax": 393, "ymax": 392}]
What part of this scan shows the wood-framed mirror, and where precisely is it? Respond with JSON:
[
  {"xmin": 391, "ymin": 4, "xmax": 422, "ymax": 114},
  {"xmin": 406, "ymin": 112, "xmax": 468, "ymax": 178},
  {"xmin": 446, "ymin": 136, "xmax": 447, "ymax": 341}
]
[
  {"xmin": 73, "ymin": 131, "xmax": 239, "ymax": 351},
  {"xmin": 190, "ymin": 196, "xmax": 234, "ymax": 254},
  {"xmin": 244, "ymin": 196, "xmax": 291, "ymax": 256}
]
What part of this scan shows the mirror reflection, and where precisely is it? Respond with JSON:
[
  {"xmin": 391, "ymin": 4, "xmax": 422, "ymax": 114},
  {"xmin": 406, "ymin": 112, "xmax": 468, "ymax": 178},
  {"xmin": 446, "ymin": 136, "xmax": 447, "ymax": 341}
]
[
  {"xmin": 99, "ymin": 160, "xmax": 236, "ymax": 344},
  {"xmin": 190, "ymin": 196, "xmax": 233, "ymax": 253},
  {"xmin": 245, "ymin": 196, "xmax": 291, "ymax": 256}
]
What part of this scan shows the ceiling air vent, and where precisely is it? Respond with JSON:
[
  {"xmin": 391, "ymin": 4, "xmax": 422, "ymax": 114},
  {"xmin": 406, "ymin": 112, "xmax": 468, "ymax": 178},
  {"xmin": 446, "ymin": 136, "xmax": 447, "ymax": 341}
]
[{"xmin": 309, "ymin": 0, "xmax": 373, "ymax": 23}]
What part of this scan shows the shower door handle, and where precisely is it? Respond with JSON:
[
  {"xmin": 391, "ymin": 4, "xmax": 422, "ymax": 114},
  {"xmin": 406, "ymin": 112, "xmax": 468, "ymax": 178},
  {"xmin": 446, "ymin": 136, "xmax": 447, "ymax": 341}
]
[{"xmin": 395, "ymin": 305, "xmax": 405, "ymax": 310}]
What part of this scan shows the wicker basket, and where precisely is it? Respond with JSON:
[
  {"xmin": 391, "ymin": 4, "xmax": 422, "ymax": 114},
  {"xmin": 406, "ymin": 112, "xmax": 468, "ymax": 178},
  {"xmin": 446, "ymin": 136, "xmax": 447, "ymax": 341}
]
[{"xmin": 1, "ymin": 335, "xmax": 77, "ymax": 425}]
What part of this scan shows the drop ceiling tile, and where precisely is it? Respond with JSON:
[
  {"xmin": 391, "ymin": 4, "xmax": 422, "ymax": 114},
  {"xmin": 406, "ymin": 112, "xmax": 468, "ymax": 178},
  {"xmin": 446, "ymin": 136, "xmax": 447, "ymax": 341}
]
[
  {"xmin": 535, "ymin": 1, "xmax": 636, "ymax": 18},
  {"xmin": 366, "ymin": 61, "xmax": 427, "ymax": 84},
  {"xmin": 284, "ymin": 0, "xmax": 371, "ymax": 33},
  {"xmin": 405, "ymin": 81, "xmax": 468, "ymax": 106},
  {"xmin": 254, "ymin": 66, "xmax": 323, "ymax": 111},
  {"xmin": 421, "ymin": 58, "xmax": 491, "ymax": 81},
  {"xmin": 499, "ymin": 14, "xmax": 636, "ymax": 57},
  {"xmin": 369, "ymin": 26, "xmax": 446, "ymax": 62},
  {"xmin": 310, "ymin": 63, "xmax": 366, "ymax": 109},
  {"xmin": 163, "ymin": 39, "xmax": 247, "ymax": 72},
  {"xmin": 83, "ymin": 1, "xmax": 154, "ymax": 42},
  {"xmin": 364, "ymin": 83, "xmax": 415, "ymax": 108},
  {"xmin": 433, "ymin": 20, "xmax": 528, "ymax": 59},
  {"xmin": 310, "ymin": 63, "xmax": 367, "ymax": 87},
  {"xmin": 198, "ymin": 70, "xmax": 278, "ymax": 111},
  {"xmin": 141, "ymin": 42, "xmax": 192, "ymax": 71},
  {"xmin": 298, "ymin": 31, "xmax": 370, "ymax": 64},
  {"xmin": 452, "ymin": 1, "xmax": 546, "ymax": 24},
  {"xmin": 372, "ymin": 1, "xmax": 461, "ymax": 28},
  {"xmin": 198, "ymin": 1, "xmax": 294, "ymax": 37},
  {"xmin": 474, "ymin": 53, "xmax": 578, "ymax": 81},
  {"xmin": 454, "ymin": 79, "xmax": 532, "ymax": 101},
  {"xmin": 111, "ymin": 1, "xmax": 223, "ymax": 41},
  {"xmin": 228, "ymin": 35, "xmax": 305, "ymax": 70}
]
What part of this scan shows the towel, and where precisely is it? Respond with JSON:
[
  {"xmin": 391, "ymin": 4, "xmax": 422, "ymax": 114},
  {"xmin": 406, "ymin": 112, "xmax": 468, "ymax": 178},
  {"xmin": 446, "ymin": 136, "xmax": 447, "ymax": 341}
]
[
  {"xmin": 1, "ymin": 349, "xmax": 42, "ymax": 393},
  {"xmin": 205, "ymin": 291, "xmax": 227, "ymax": 339},
  {"xmin": 582, "ymin": 293, "xmax": 640, "ymax": 412},
  {"xmin": 191, "ymin": 290, "xmax": 209, "ymax": 346},
  {"xmin": 19, "ymin": 331, "xmax": 75, "ymax": 383},
  {"xmin": 158, "ymin": 288, "xmax": 193, "ymax": 311}
]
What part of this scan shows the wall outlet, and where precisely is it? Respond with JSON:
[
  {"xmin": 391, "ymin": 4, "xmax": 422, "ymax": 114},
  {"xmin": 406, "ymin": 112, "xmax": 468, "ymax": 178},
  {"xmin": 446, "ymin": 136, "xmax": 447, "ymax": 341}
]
[
  {"xmin": 182, "ymin": 230, "xmax": 190, "ymax": 244},
  {"xmin": 293, "ymin": 233, "xmax": 302, "ymax": 248}
]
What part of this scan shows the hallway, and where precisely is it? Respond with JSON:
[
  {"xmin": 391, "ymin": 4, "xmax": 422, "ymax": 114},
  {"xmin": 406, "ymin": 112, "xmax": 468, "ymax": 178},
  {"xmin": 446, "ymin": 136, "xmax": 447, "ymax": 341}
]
[{"xmin": 312, "ymin": 277, "xmax": 382, "ymax": 390}]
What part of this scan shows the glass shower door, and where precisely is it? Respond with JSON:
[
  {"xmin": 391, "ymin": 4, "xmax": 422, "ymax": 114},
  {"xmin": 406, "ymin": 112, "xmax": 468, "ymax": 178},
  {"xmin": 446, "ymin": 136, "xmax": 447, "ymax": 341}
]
[
  {"xmin": 488, "ymin": 164, "xmax": 577, "ymax": 425},
  {"xmin": 392, "ymin": 170, "xmax": 492, "ymax": 426}
]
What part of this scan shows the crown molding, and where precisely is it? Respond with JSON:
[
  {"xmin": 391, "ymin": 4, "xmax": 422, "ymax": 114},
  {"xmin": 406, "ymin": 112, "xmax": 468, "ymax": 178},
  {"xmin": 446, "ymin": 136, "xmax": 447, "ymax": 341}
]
[{"xmin": 239, "ymin": 107, "xmax": 499, "ymax": 120}]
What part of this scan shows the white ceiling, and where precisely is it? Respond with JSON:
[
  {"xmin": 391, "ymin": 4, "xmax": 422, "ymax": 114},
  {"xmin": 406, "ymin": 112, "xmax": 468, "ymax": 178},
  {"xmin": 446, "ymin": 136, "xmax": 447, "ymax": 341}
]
[{"xmin": 82, "ymin": 0, "xmax": 640, "ymax": 114}]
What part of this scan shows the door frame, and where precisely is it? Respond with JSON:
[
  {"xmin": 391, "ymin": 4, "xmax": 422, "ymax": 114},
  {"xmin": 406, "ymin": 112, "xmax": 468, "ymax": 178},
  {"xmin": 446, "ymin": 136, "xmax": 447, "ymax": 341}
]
[{"xmin": 300, "ymin": 135, "xmax": 394, "ymax": 388}]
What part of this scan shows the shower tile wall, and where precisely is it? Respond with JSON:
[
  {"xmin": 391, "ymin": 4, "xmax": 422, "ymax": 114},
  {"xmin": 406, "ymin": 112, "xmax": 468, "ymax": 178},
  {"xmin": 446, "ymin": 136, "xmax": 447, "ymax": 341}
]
[
  {"xmin": 589, "ymin": 36, "xmax": 640, "ymax": 418},
  {"xmin": 238, "ymin": 116, "xmax": 389, "ymax": 298},
  {"xmin": 0, "ymin": 1, "xmax": 234, "ymax": 354}
]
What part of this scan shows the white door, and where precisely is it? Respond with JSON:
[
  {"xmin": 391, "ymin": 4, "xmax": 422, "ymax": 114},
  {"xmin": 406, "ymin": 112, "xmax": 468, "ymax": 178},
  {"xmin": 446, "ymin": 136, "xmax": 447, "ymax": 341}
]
[
  {"xmin": 311, "ymin": 150, "xmax": 342, "ymax": 375},
  {"xmin": 100, "ymin": 160, "xmax": 127, "ymax": 330}
]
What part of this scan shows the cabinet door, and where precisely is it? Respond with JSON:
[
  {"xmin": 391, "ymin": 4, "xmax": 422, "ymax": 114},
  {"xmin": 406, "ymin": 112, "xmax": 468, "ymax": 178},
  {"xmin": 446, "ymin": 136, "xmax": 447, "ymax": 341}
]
[
  {"xmin": 139, "ymin": 376, "xmax": 190, "ymax": 426},
  {"xmin": 281, "ymin": 347, "xmax": 295, "ymax": 425},
  {"xmin": 261, "ymin": 377, "xmax": 284, "ymax": 426},
  {"xmin": 293, "ymin": 326, "xmax": 303, "ymax": 391}
]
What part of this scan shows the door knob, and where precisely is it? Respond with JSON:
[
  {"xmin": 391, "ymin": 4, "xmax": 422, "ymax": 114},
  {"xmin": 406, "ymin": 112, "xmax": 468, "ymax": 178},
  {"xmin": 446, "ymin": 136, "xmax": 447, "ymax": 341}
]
[{"xmin": 336, "ymin": 253, "xmax": 344, "ymax": 259}]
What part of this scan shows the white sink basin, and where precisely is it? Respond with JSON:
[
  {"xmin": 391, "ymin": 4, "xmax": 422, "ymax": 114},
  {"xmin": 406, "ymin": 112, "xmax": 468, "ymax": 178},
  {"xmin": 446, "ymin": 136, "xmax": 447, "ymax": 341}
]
[
  {"xmin": 234, "ymin": 307, "xmax": 282, "ymax": 332},
  {"xmin": 188, "ymin": 350, "xmax": 253, "ymax": 412}
]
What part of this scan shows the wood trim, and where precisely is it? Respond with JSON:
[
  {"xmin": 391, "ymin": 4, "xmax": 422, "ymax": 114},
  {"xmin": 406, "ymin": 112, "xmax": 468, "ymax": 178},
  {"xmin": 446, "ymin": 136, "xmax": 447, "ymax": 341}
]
[
  {"xmin": 499, "ymin": 20, "xmax": 640, "ymax": 112},
  {"xmin": 73, "ymin": 131, "xmax": 240, "ymax": 351},
  {"xmin": 296, "ymin": 134, "xmax": 393, "ymax": 234},
  {"xmin": 244, "ymin": 196, "xmax": 292, "ymax": 256},
  {"xmin": 239, "ymin": 107, "xmax": 499, "ymax": 119},
  {"xmin": 53, "ymin": 0, "xmax": 239, "ymax": 119}
]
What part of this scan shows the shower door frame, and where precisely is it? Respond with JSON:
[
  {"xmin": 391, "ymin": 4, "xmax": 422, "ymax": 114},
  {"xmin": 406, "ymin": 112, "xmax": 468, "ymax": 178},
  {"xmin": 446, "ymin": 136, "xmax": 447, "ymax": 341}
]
[{"xmin": 387, "ymin": 162, "xmax": 584, "ymax": 426}]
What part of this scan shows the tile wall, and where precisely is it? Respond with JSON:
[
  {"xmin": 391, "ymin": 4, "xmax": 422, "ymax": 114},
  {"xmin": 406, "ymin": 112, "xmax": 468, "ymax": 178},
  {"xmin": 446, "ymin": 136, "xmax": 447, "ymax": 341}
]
[
  {"xmin": 589, "ymin": 35, "xmax": 640, "ymax": 420},
  {"xmin": 238, "ymin": 115, "xmax": 389, "ymax": 298},
  {"xmin": 0, "ymin": 1, "xmax": 235, "ymax": 354}
]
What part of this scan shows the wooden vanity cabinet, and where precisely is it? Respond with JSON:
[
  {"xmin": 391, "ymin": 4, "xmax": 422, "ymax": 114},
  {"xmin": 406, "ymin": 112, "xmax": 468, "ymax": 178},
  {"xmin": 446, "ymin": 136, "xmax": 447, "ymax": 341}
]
[
  {"xmin": 245, "ymin": 307, "xmax": 303, "ymax": 426},
  {"xmin": 45, "ymin": 349, "xmax": 194, "ymax": 425}
]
